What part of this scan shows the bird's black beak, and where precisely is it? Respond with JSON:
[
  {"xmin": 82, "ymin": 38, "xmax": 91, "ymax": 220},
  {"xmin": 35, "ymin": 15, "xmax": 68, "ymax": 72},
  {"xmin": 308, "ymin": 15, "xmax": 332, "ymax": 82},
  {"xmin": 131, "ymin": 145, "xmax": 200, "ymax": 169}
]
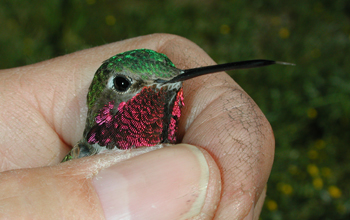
[{"xmin": 159, "ymin": 59, "xmax": 295, "ymax": 84}]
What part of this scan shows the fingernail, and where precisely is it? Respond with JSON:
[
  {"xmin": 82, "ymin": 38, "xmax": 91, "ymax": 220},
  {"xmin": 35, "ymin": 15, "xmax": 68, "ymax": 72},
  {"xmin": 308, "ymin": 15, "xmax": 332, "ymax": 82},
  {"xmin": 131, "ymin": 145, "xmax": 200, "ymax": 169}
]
[
  {"xmin": 243, "ymin": 205, "xmax": 254, "ymax": 220},
  {"xmin": 92, "ymin": 144, "xmax": 209, "ymax": 220}
]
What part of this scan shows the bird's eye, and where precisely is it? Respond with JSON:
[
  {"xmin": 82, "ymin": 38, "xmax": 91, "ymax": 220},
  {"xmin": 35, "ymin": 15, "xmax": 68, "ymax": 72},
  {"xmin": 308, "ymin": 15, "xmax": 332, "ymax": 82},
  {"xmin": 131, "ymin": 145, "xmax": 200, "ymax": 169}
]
[{"xmin": 113, "ymin": 75, "xmax": 131, "ymax": 92}]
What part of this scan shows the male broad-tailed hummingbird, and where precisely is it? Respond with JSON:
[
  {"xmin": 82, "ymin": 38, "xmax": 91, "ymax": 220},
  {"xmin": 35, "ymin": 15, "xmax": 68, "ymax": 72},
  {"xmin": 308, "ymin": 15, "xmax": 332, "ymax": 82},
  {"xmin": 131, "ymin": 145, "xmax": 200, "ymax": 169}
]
[{"xmin": 62, "ymin": 49, "xmax": 293, "ymax": 162}]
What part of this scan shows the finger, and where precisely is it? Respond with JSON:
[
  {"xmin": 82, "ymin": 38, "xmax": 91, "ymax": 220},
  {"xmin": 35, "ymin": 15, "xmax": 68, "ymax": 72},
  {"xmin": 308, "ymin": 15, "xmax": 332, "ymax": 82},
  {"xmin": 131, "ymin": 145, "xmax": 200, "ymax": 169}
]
[
  {"xmin": 0, "ymin": 34, "xmax": 195, "ymax": 170},
  {"xmin": 252, "ymin": 185, "xmax": 267, "ymax": 219},
  {"xmin": 0, "ymin": 144, "xmax": 221, "ymax": 220},
  {"xmin": 158, "ymin": 37, "xmax": 275, "ymax": 219}
]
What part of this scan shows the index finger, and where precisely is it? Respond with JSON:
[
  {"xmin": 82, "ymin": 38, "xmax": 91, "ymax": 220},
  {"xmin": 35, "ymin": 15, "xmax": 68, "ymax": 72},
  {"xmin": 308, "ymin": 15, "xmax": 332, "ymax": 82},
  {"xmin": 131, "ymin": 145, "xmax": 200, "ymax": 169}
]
[{"xmin": 157, "ymin": 36, "xmax": 275, "ymax": 219}]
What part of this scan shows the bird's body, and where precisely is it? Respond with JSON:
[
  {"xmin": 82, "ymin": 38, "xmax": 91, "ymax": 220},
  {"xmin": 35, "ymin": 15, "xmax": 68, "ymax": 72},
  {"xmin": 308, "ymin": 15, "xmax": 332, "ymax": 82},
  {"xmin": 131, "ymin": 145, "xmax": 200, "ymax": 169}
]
[
  {"xmin": 62, "ymin": 49, "xmax": 293, "ymax": 161},
  {"xmin": 63, "ymin": 49, "xmax": 185, "ymax": 161}
]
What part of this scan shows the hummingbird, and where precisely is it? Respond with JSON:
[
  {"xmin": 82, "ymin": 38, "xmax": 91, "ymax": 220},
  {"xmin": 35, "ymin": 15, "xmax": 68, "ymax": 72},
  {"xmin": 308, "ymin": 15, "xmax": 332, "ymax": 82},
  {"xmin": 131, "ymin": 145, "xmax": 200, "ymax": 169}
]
[{"xmin": 62, "ymin": 49, "xmax": 293, "ymax": 162}]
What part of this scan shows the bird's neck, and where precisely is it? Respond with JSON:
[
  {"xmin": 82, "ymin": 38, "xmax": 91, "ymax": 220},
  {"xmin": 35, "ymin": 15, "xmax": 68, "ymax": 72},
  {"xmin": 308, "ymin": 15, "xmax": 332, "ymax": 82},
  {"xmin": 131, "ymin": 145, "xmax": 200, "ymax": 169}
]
[{"xmin": 85, "ymin": 85, "xmax": 184, "ymax": 150}]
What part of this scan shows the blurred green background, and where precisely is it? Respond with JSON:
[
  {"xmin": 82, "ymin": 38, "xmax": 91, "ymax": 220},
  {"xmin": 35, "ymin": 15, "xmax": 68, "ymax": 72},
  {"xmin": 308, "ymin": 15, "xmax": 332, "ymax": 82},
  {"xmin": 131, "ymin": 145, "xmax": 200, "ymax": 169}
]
[{"xmin": 1, "ymin": 0, "xmax": 349, "ymax": 219}]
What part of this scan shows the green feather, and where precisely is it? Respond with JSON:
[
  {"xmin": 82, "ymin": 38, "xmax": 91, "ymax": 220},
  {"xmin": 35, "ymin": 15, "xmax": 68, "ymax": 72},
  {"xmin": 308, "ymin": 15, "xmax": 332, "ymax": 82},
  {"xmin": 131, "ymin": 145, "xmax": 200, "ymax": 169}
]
[{"xmin": 87, "ymin": 49, "xmax": 176, "ymax": 111}]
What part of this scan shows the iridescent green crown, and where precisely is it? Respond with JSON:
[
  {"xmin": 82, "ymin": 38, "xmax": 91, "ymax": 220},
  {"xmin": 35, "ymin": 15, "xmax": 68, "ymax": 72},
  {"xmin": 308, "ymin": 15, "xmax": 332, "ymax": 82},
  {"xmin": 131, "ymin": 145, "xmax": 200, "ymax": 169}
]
[{"xmin": 87, "ymin": 49, "xmax": 176, "ymax": 110}]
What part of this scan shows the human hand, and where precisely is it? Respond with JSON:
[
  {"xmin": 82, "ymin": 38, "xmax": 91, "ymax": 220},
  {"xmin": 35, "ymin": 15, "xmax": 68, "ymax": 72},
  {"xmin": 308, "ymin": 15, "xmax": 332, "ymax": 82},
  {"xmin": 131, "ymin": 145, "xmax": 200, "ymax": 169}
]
[{"xmin": 0, "ymin": 34, "xmax": 274, "ymax": 219}]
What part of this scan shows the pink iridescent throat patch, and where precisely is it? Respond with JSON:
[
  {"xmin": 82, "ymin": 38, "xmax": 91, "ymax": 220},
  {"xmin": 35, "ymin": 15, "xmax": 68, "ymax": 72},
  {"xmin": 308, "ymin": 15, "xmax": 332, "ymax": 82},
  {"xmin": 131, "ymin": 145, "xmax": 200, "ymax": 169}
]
[{"xmin": 87, "ymin": 87, "xmax": 184, "ymax": 149}]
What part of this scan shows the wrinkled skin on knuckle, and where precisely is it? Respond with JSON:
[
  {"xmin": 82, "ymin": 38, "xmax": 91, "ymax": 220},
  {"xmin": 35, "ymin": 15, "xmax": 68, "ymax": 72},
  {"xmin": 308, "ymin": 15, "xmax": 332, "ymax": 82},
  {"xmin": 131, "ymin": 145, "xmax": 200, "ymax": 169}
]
[{"xmin": 181, "ymin": 78, "xmax": 274, "ymax": 211}]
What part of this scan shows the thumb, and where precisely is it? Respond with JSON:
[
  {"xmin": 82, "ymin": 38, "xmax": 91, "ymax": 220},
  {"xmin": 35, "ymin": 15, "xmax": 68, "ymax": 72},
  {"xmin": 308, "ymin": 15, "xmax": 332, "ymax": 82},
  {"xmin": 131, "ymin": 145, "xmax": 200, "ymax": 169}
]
[{"xmin": 0, "ymin": 144, "xmax": 221, "ymax": 220}]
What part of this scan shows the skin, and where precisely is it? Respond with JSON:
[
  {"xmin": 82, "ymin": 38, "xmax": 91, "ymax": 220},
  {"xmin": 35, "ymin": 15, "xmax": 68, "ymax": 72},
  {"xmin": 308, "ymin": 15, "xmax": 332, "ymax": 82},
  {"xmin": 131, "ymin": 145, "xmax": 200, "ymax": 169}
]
[{"xmin": 0, "ymin": 34, "xmax": 274, "ymax": 219}]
